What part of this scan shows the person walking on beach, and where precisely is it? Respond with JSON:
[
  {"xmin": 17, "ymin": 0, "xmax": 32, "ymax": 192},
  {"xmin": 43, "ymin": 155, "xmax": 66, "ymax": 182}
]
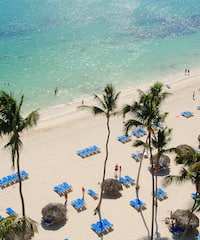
[
  {"xmin": 64, "ymin": 191, "xmax": 68, "ymax": 206},
  {"xmin": 82, "ymin": 187, "xmax": 85, "ymax": 200}
]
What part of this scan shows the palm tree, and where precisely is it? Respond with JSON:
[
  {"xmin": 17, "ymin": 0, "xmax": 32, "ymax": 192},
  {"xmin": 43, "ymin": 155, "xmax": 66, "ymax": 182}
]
[
  {"xmin": 122, "ymin": 82, "xmax": 170, "ymax": 240},
  {"xmin": 0, "ymin": 91, "xmax": 39, "ymax": 218},
  {"xmin": 80, "ymin": 84, "xmax": 120, "ymax": 213},
  {"xmin": 0, "ymin": 215, "xmax": 38, "ymax": 240}
]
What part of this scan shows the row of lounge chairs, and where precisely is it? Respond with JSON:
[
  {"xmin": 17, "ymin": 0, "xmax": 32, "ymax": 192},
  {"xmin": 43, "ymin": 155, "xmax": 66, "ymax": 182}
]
[
  {"xmin": 119, "ymin": 175, "xmax": 135, "ymax": 187},
  {"xmin": 91, "ymin": 218, "xmax": 113, "ymax": 236},
  {"xmin": 0, "ymin": 170, "xmax": 29, "ymax": 189},
  {"xmin": 54, "ymin": 182, "xmax": 72, "ymax": 196},
  {"xmin": 77, "ymin": 145, "xmax": 100, "ymax": 158},
  {"xmin": 130, "ymin": 198, "xmax": 147, "ymax": 211}
]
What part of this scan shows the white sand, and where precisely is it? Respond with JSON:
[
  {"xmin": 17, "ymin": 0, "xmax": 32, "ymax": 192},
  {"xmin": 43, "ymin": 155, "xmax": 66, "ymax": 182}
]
[{"xmin": 1, "ymin": 69, "xmax": 200, "ymax": 240}]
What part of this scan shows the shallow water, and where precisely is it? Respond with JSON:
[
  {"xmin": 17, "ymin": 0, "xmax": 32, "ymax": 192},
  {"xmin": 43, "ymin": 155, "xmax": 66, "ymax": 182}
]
[{"xmin": 0, "ymin": 0, "xmax": 200, "ymax": 113}]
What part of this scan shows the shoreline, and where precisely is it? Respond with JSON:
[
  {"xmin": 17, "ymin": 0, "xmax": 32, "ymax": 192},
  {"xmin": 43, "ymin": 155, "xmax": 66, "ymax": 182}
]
[{"xmin": 36, "ymin": 66, "xmax": 200, "ymax": 128}]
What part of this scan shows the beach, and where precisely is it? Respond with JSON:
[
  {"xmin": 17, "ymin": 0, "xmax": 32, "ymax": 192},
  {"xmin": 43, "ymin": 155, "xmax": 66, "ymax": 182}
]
[{"xmin": 1, "ymin": 71, "xmax": 200, "ymax": 240}]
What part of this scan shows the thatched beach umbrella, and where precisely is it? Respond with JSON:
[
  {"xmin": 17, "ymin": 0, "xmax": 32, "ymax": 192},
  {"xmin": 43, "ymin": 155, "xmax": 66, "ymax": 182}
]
[
  {"xmin": 102, "ymin": 178, "xmax": 123, "ymax": 197},
  {"xmin": 172, "ymin": 209, "xmax": 199, "ymax": 230},
  {"xmin": 41, "ymin": 203, "xmax": 67, "ymax": 225},
  {"xmin": 152, "ymin": 154, "xmax": 170, "ymax": 168}
]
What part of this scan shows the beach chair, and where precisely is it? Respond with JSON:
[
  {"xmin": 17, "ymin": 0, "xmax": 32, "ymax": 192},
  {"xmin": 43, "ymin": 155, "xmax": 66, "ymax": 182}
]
[
  {"xmin": 197, "ymin": 106, "xmax": 200, "ymax": 110},
  {"xmin": 131, "ymin": 153, "xmax": 141, "ymax": 162},
  {"xmin": 119, "ymin": 177, "xmax": 129, "ymax": 187},
  {"xmin": 91, "ymin": 223, "xmax": 104, "ymax": 236},
  {"xmin": 117, "ymin": 135, "xmax": 131, "ymax": 143},
  {"xmin": 20, "ymin": 170, "xmax": 29, "ymax": 180},
  {"xmin": 87, "ymin": 189, "xmax": 98, "ymax": 199},
  {"xmin": 71, "ymin": 198, "xmax": 86, "ymax": 211},
  {"xmin": 138, "ymin": 128, "xmax": 147, "ymax": 136},
  {"xmin": 195, "ymin": 234, "xmax": 200, "ymax": 240},
  {"xmin": 130, "ymin": 200, "xmax": 141, "ymax": 210},
  {"xmin": 191, "ymin": 193, "xmax": 200, "ymax": 200},
  {"xmin": 181, "ymin": 111, "xmax": 193, "ymax": 118},
  {"xmin": 130, "ymin": 198, "xmax": 146, "ymax": 211},
  {"xmin": 154, "ymin": 188, "xmax": 167, "ymax": 200},
  {"xmin": 124, "ymin": 175, "xmax": 135, "ymax": 185},
  {"xmin": 43, "ymin": 219, "xmax": 53, "ymax": 226},
  {"xmin": 54, "ymin": 185, "xmax": 64, "ymax": 196},
  {"xmin": 0, "ymin": 215, "xmax": 3, "ymax": 221},
  {"xmin": 169, "ymin": 225, "xmax": 185, "ymax": 236},
  {"xmin": 6, "ymin": 207, "xmax": 17, "ymax": 216},
  {"xmin": 61, "ymin": 182, "xmax": 72, "ymax": 192},
  {"xmin": 102, "ymin": 218, "xmax": 114, "ymax": 231},
  {"xmin": 132, "ymin": 130, "xmax": 141, "ymax": 138},
  {"xmin": 1, "ymin": 177, "xmax": 10, "ymax": 187}
]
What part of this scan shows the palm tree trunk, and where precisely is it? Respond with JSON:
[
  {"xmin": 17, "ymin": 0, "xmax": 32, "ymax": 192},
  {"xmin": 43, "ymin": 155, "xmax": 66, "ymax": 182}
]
[
  {"xmin": 135, "ymin": 138, "xmax": 148, "ymax": 189},
  {"xmin": 148, "ymin": 132, "xmax": 155, "ymax": 240},
  {"xmin": 96, "ymin": 116, "xmax": 110, "ymax": 212},
  {"xmin": 17, "ymin": 148, "xmax": 25, "ymax": 217}
]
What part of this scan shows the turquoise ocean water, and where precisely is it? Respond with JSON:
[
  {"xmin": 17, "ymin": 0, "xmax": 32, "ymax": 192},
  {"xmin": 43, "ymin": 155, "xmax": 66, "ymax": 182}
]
[{"xmin": 0, "ymin": 0, "xmax": 200, "ymax": 113}]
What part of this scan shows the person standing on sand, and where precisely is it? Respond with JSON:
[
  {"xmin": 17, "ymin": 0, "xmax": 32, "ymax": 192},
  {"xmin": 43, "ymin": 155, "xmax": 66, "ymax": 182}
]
[
  {"xmin": 82, "ymin": 187, "xmax": 85, "ymax": 200},
  {"xmin": 193, "ymin": 91, "xmax": 195, "ymax": 101},
  {"xmin": 64, "ymin": 191, "xmax": 68, "ymax": 206},
  {"xmin": 114, "ymin": 164, "xmax": 118, "ymax": 178},
  {"xmin": 54, "ymin": 87, "xmax": 58, "ymax": 96},
  {"xmin": 119, "ymin": 165, "xmax": 122, "ymax": 178}
]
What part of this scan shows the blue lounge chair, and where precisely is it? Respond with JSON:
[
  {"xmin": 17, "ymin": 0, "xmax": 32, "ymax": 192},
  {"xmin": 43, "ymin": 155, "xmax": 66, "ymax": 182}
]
[
  {"xmin": 43, "ymin": 219, "xmax": 53, "ymax": 226},
  {"xmin": 87, "ymin": 189, "xmax": 98, "ymax": 199},
  {"xmin": 131, "ymin": 153, "xmax": 141, "ymax": 162},
  {"xmin": 169, "ymin": 225, "xmax": 185, "ymax": 236},
  {"xmin": 124, "ymin": 175, "xmax": 135, "ymax": 185},
  {"xmin": 6, "ymin": 207, "xmax": 17, "ymax": 216},
  {"xmin": 117, "ymin": 135, "xmax": 131, "ymax": 143},
  {"xmin": 154, "ymin": 188, "xmax": 168, "ymax": 200},
  {"xmin": 91, "ymin": 223, "xmax": 104, "ymax": 236},
  {"xmin": 181, "ymin": 111, "xmax": 193, "ymax": 118},
  {"xmin": 195, "ymin": 234, "xmax": 200, "ymax": 240},
  {"xmin": 61, "ymin": 182, "xmax": 72, "ymax": 192},
  {"xmin": 54, "ymin": 186, "xmax": 64, "ymax": 196},
  {"xmin": 197, "ymin": 106, "xmax": 200, "ymax": 110},
  {"xmin": 130, "ymin": 198, "xmax": 146, "ymax": 211},
  {"xmin": 132, "ymin": 130, "xmax": 141, "ymax": 138},
  {"xmin": 20, "ymin": 170, "xmax": 29, "ymax": 180},
  {"xmin": 130, "ymin": 200, "xmax": 140, "ymax": 210},
  {"xmin": 102, "ymin": 218, "xmax": 113, "ymax": 231},
  {"xmin": 138, "ymin": 128, "xmax": 147, "ymax": 136},
  {"xmin": 119, "ymin": 177, "xmax": 129, "ymax": 187},
  {"xmin": 0, "ymin": 215, "xmax": 3, "ymax": 221},
  {"xmin": 71, "ymin": 198, "xmax": 86, "ymax": 211},
  {"xmin": 191, "ymin": 193, "xmax": 200, "ymax": 200}
]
